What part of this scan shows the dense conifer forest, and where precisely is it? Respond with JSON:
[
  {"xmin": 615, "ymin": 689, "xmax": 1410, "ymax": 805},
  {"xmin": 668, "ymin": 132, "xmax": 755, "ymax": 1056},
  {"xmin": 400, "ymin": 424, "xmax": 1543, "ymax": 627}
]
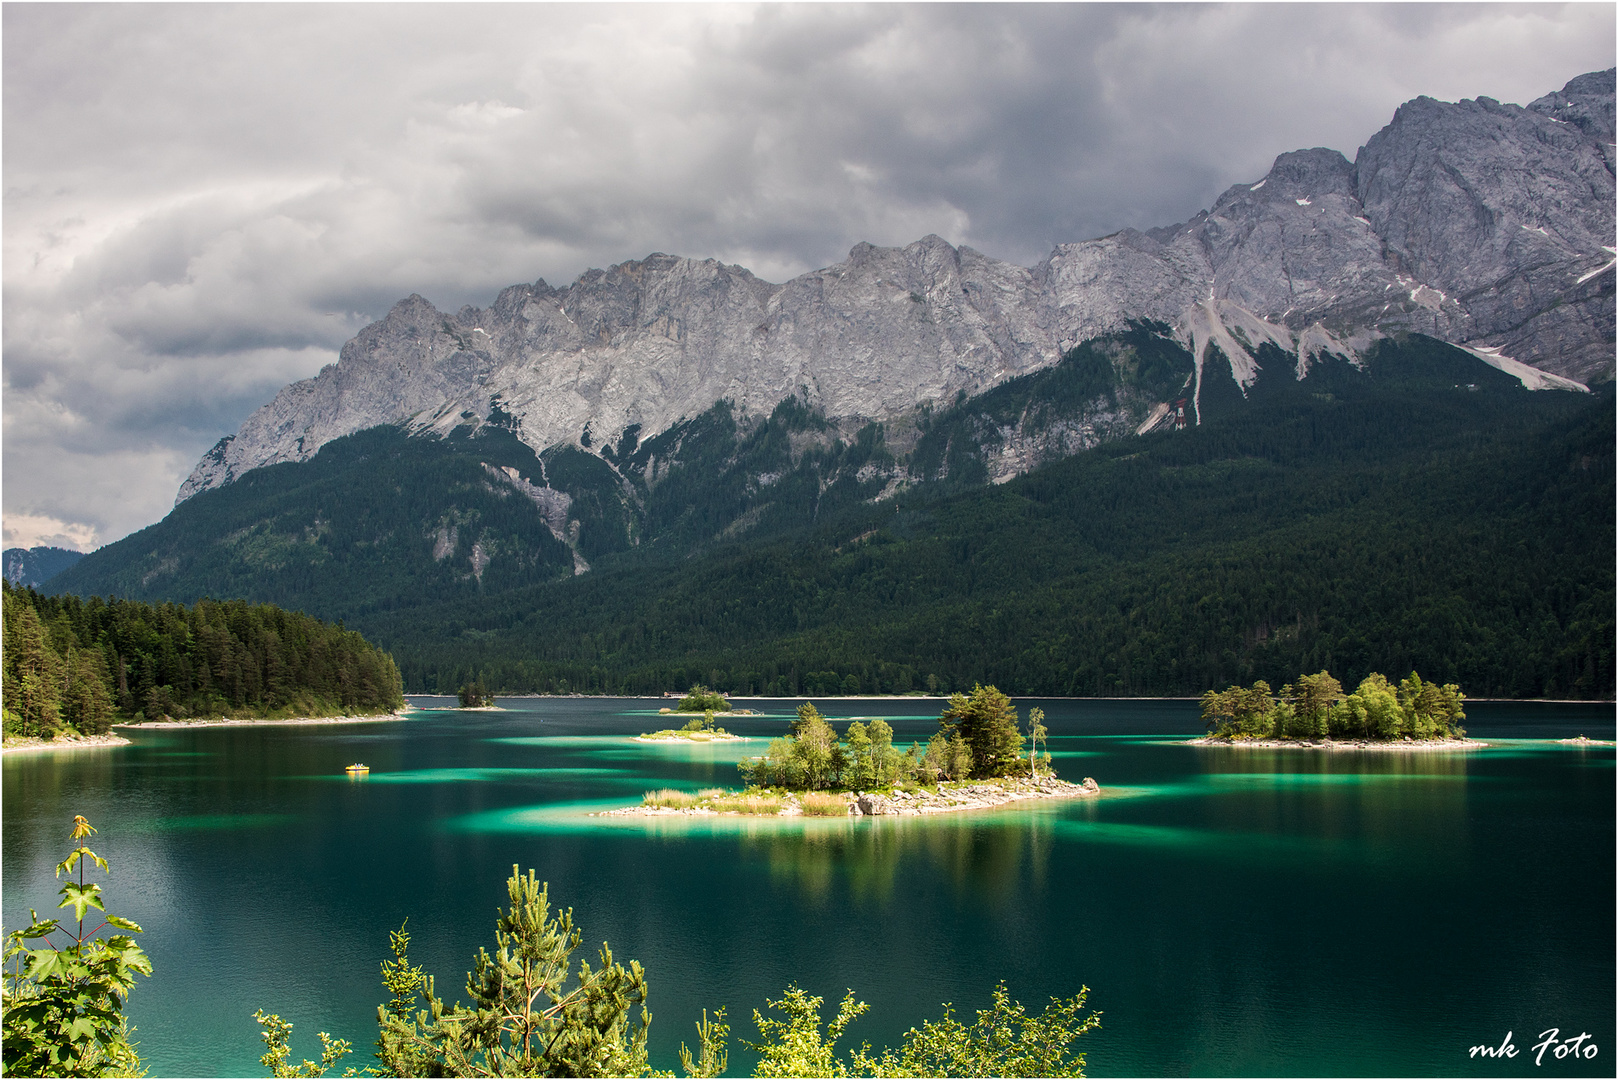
[
  {"xmin": 377, "ymin": 375, "xmax": 1613, "ymax": 700},
  {"xmin": 1, "ymin": 582, "xmax": 404, "ymax": 737}
]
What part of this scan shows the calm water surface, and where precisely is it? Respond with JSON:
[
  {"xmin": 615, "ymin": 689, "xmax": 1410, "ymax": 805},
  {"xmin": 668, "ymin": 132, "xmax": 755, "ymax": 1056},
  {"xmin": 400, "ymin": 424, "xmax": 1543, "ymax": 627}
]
[{"xmin": 3, "ymin": 698, "xmax": 1612, "ymax": 1077}]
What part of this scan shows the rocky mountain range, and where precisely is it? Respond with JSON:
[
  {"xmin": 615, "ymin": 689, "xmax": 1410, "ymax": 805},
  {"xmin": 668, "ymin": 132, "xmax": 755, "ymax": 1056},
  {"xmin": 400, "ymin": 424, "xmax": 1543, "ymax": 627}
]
[
  {"xmin": 177, "ymin": 70, "xmax": 1613, "ymax": 510},
  {"xmin": 3, "ymin": 546, "xmax": 85, "ymax": 589}
]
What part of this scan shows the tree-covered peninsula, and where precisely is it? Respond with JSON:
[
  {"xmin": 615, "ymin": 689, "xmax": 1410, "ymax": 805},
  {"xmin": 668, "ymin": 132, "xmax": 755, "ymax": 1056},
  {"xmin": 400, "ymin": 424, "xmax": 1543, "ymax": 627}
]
[
  {"xmin": 1198, "ymin": 669, "xmax": 1468, "ymax": 744},
  {"xmin": 1, "ymin": 581, "xmax": 404, "ymax": 740}
]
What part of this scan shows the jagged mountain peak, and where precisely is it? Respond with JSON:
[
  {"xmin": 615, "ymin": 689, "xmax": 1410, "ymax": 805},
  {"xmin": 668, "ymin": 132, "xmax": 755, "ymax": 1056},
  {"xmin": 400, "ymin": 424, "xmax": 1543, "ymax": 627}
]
[
  {"xmin": 1529, "ymin": 67, "xmax": 1616, "ymax": 145},
  {"xmin": 1212, "ymin": 147, "xmax": 1357, "ymax": 212},
  {"xmin": 177, "ymin": 70, "xmax": 1613, "ymax": 506}
]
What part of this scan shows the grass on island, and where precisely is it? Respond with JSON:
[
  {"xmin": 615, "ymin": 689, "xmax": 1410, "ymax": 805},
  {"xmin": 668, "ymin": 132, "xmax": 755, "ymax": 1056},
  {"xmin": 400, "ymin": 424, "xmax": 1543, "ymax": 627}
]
[
  {"xmin": 797, "ymin": 791, "xmax": 848, "ymax": 816},
  {"xmin": 639, "ymin": 707, "xmax": 740, "ymax": 741},
  {"xmin": 641, "ymin": 788, "xmax": 729, "ymax": 810},
  {"xmin": 707, "ymin": 792, "xmax": 788, "ymax": 814},
  {"xmin": 636, "ymin": 777, "xmax": 1060, "ymax": 817},
  {"xmin": 639, "ymin": 787, "xmax": 822, "ymax": 816},
  {"xmin": 638, "ymin": 728, "xmax": 739, "ymax": 742}
]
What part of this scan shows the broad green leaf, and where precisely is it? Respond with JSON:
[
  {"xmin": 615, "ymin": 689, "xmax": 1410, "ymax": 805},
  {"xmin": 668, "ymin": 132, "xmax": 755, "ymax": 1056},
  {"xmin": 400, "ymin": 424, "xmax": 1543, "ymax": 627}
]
[
  {"xmin": 58, "ymin": 881, "xmax": 106, "ymax": 921},
  {"xmin": 66, "ymin": 1015, "xmax": 100, "ymax": 1043},
  {"xmin": 13, "ymin": 917, "xmax": 62, "ymax": 939},
  {"xmin": 24, "ymin": 948, "xmax": 68, "ymax": 982}
]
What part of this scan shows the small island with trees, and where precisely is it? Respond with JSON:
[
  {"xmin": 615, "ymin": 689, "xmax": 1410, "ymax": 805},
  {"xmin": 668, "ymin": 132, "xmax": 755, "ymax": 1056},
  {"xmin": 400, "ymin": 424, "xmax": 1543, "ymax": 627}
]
[
  {"xmin": 636, "ymin": 709, "xmax": 744, "ymax": 743},
  {"xmin": 1193, "ymin": 669, "xmax": 1483, "ymax": 749},
  {"xmin": 456, "ymin": 679, "xmax": 499, "ymax": 709},
  {"xmin": 616, "ymin": 684, "xmax": 1098, "ymax": 817},
  {"xmin": 637, "ymin": 686, "xmax": 755, "ymax": 741}
]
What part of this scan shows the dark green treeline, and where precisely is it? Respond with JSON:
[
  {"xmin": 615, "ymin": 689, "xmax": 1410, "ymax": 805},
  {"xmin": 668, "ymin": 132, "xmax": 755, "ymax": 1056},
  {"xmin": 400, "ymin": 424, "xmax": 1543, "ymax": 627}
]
[
  {"xmin": 385, "ymin": 379, "xmax": 1615, "ymax": 700},
  {"xmin": 1, "ymin": 582, "xmax": 404, "ymax": 737}
]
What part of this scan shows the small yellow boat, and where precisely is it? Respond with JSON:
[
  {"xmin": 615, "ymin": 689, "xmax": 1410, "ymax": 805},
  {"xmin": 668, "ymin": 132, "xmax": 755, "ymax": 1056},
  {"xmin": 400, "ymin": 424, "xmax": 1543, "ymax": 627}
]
[{"xmin": 345, "ymin": 763, "xmax": 370, "ymax": 775}]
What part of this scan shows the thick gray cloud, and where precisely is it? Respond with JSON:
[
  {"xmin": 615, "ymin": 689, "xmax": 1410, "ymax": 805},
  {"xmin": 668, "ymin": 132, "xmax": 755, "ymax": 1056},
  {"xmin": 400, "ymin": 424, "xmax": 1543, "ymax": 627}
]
[{"xmin": 4, "ymin": 3, "xmax": 1613, "ymax": 550}]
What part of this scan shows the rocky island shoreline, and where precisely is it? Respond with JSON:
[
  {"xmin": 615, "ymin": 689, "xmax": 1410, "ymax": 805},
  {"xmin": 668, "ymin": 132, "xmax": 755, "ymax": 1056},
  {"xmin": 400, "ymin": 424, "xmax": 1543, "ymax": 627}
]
[
  {"xmin": 1188, "ymin": 736, "xmax": 1487, "ymax": 751},
  {"xmin": 599, "ymin": 775, "xmax": 1100, "ymax": 818},
  {"xmin": 634, "ymin": 730, "xmax": 747, "ymax": 742}
]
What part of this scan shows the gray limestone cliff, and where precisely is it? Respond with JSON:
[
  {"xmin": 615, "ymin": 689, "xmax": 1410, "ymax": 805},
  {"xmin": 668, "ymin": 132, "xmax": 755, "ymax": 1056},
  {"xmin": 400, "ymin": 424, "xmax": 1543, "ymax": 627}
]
[{"xmin": 179, "ymin": 71, "xmax": 1614, "ymax": 505}]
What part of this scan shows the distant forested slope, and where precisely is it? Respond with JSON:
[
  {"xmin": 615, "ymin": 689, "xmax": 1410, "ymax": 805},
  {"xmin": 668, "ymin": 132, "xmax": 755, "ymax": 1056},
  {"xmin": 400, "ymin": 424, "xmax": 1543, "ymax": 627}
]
[
  {"xmin": 374, "ymin": 352, "xmax": 1614, "ymax": 699},
  {"xmin": 3, "ymin": 546, "xmax": 85, "ymax": 588}
]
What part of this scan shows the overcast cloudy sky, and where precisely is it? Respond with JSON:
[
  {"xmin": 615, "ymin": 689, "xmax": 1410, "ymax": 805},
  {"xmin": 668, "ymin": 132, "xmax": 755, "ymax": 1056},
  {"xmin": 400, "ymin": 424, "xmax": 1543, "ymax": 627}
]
[{"xmin": 4, "ymin": 3, "xmax": 1613, "ymax": 552}]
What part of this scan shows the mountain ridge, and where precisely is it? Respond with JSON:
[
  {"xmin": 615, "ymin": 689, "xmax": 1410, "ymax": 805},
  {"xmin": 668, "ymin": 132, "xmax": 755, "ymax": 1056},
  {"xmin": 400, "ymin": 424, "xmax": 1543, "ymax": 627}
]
[
  {"xmin": 3, "ymin": 546, "xmax": 86, "ymax": 589},
  {"xmin": 176, "ymin": 70, "xmax": 1614, "ymax": 506}
]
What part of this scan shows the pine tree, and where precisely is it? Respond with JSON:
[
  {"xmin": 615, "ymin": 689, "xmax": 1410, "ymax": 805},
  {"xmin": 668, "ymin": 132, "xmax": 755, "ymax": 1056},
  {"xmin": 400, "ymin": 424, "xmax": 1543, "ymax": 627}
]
[
  {"xmin": 4, "ymin": 602, "xmax": 63, "ymax": 737},
  {"xmin": 369, "ymin": 867, "xmax": 652, "ymax": 1077},
  {"xmin": 938, "ymin": 684, "xmax": 1024, "ymax": 778}
]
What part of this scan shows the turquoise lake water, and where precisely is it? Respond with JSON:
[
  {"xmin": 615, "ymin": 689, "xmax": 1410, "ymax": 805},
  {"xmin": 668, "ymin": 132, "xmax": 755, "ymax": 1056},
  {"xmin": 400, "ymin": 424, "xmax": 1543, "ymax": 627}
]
[{"xmin": 3, "ymin": 697, "xmax": 1612, "ymax": 1077}]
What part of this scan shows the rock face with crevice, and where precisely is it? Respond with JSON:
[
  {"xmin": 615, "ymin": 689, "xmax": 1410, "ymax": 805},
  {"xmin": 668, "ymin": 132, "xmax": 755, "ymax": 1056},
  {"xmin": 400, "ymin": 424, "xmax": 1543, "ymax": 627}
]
[{"xmin": 179, "ymin": 70, "xmax": 1613, "ymax": 505}]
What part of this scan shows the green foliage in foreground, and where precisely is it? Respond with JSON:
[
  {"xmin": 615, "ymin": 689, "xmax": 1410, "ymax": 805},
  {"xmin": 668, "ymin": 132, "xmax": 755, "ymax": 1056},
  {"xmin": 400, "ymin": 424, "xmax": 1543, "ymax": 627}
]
[
  {"xmin": 675, "ymin": 686, "xmax": 732, "ymax": 713},
  {"xmin": 740, "ymin": 689, "xmax": 1051, "ymax": 790},
  {"xmin": 254, "ymin": 1010, "xmax": 355, "ymax": 1079},
  {"xmin": 370, "ymin": 868, "xmax": 653, "ymax": 1077},
  {"xmin": 1, "ymin": 581, "xmax": 403, "ymax": 737},
  {"xmin": 256, "ymin": 865, "xmax": 1098, "ymax": 1077},
  {"xmin": 1201, "ymin": 669, "xmax": 1466, "ymax": 740},
  {"xmin": 743, "ymin": 982, "xmax": 1100, "ymax": 1078},
  {"xmin": 2, "ymin": 816, "xmax": 152, "ymax": 1077}
]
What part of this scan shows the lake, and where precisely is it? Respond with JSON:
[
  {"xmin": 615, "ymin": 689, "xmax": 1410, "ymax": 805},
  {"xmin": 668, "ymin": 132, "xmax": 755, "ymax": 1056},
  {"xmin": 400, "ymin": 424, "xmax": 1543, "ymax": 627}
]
[{"xmin": 3, "ymin": 697, "xmax": 1612, "ymax": 1077}]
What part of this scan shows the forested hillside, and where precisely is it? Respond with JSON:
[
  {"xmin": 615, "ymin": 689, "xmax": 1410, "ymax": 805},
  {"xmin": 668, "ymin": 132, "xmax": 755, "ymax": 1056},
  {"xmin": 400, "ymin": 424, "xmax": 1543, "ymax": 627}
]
[
  {"xmin": 374, "ymin": 361, "xmax": 1611, "ymax": 699},
  {"xmin": 50, "ymin": 336, "xmax": 1613, "ymax": 700},
  {"xmin": 1, "ymin": 584, "xmax": 404, "ymax": 737}
]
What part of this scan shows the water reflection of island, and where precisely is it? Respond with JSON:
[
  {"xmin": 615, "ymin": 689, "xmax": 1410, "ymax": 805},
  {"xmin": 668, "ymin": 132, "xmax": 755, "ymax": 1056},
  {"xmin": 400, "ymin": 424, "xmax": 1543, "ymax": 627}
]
[{"xmin": 742, "ymin": 808, "xmax": 1065, "ymax": 904}]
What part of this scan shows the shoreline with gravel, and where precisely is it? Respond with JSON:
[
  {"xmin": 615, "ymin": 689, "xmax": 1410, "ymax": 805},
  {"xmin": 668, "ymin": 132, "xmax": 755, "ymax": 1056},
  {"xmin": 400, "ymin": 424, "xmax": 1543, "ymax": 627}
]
[
  {"xmin": 2, "ymin": 733, "xmax": 134, "ymax": 755},
  {"xmin": 598, "ymin": 775, "xmax": 1100, "ymax": 818},
  {"xmin": 1187, "ymin": 736, "xmax": 1488, "ymax": 751},
  {"xmin": 113, "ymin": 711, "xmax": 411, "ymax": 731}
]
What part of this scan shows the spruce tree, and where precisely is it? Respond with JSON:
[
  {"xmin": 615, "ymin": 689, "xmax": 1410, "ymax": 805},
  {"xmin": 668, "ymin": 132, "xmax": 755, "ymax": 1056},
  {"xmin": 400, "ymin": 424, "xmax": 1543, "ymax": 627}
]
[{"xmin": 938, "ymin": 684, "xmax": 1024, "ymax": 778}]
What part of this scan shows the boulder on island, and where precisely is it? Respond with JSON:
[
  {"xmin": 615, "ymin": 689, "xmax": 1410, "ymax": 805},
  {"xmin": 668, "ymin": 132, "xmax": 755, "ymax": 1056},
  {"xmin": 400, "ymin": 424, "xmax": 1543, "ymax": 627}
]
[{"xmin": 855, "ymin": 793, "xmax": 890, "ymax": 816}]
